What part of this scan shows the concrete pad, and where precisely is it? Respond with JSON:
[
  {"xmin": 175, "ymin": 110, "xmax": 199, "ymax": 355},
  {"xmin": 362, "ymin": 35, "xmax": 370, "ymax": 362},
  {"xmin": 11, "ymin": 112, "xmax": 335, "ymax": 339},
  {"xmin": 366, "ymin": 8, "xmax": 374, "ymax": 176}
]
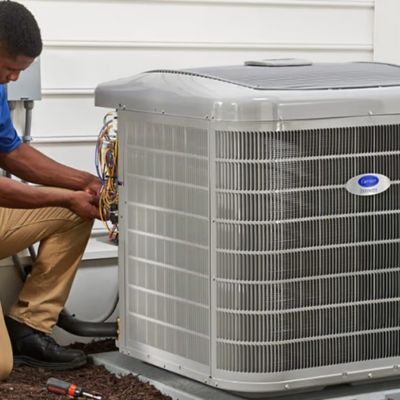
[{"xmin": 91, "ymin": 352, "xmax": 400, "ymax": 400}]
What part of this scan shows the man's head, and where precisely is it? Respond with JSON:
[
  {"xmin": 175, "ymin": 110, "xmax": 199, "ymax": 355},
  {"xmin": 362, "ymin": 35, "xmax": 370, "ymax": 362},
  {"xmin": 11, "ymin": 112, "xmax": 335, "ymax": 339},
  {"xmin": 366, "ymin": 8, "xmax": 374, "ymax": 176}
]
[{"xmin": 0, "ymin": 1, "xmax": 42, "ymax": 83}]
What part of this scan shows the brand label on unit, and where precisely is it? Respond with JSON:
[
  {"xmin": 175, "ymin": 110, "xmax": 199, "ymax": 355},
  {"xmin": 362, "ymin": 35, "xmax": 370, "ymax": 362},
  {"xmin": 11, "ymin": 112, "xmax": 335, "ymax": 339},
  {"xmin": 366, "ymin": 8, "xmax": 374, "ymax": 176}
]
[{"xmin": 345, "ymin": 173, "xmax": 390, "ymax": 196}]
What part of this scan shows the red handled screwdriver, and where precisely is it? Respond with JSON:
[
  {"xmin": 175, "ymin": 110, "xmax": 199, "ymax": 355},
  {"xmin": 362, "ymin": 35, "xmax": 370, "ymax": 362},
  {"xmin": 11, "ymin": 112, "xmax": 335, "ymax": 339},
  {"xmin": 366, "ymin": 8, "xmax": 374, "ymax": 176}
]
[{"xmin": 46, "ymin": 378, "xmax": 103, "ymax": 399}]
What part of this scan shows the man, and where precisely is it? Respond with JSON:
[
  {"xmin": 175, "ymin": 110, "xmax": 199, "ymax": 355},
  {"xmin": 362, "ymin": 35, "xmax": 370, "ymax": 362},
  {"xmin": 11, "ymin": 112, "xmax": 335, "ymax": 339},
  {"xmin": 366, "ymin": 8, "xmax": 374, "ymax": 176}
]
[{"xmin": 0, "ymin": 1, "xmax": 101, "ymax": 380}]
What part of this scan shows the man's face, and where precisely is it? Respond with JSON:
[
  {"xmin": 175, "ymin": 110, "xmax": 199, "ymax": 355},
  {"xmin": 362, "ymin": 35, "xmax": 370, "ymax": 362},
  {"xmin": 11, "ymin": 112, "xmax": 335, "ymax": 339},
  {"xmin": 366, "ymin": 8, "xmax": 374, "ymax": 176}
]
[{"xmin": 0, "ymin": 48, "xmax": 34, "ymax": 84}]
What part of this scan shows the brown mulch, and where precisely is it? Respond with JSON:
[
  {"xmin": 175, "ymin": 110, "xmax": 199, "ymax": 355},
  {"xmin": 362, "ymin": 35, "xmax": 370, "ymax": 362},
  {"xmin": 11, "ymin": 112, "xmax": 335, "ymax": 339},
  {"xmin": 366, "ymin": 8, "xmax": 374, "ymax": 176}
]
[{"xmin": 0, "ymin": 340, "xmax": 172, "ymax": 400}]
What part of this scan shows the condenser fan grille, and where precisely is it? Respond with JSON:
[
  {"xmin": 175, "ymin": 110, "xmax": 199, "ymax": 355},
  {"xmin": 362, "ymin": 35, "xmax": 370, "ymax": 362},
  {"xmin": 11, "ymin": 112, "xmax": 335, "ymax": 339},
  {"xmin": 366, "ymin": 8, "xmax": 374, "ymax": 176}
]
[{"xmin": 215, "ymin": 125, "xmax": 400, "ymax": 373}]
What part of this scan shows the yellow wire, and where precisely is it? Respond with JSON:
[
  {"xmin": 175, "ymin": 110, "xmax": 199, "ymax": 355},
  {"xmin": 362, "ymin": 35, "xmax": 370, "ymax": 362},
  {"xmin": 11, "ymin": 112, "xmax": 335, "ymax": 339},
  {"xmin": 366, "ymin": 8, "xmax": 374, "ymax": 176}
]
[{"xmin": 97, "ymin": 115, "xmax": 118, "ymax": 233}]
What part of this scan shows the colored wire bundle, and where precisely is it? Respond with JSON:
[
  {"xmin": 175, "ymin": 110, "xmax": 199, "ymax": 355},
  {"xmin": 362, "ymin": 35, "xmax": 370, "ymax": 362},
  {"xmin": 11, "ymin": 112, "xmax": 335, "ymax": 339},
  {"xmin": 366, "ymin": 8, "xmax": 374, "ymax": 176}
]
[{"xmin": 95, "ymin": 112, "xmax": 119, "ymax": 242}]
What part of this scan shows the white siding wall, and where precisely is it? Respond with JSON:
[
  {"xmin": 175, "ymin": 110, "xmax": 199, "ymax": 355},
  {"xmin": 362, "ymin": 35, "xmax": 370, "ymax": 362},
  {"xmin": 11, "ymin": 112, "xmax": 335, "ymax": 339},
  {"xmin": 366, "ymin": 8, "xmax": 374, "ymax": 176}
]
[
  {"xmin": 17, "ymin": 0, "xmax": 374, "ymax": 240},
  {"xmin": 0, "ymin": 0, "xmax": 376, "ymax": 330}
]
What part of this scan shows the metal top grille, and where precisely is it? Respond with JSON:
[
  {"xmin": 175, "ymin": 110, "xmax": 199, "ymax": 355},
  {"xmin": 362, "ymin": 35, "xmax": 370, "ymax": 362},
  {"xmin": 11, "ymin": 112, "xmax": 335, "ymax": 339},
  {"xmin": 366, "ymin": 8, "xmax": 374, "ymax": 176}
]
[{"xmin": 148, "ymin": 63, "xmax": 400, "ymax": 90}]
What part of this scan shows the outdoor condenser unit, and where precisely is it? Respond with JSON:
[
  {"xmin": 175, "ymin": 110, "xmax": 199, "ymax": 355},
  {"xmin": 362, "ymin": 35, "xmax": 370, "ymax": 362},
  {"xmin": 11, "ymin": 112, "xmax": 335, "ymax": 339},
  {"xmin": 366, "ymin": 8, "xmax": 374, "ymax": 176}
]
[{"xmin": 95, "ymin": 61, "xmax": 400, "ymax": 395}]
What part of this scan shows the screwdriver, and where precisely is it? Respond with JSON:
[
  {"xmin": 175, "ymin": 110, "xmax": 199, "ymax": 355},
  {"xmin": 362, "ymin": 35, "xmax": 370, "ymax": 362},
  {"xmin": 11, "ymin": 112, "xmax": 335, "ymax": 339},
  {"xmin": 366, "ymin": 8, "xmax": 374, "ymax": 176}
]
[{"xmin": 46, "ymin": 377, "xmax": 103, "ymax": 399}]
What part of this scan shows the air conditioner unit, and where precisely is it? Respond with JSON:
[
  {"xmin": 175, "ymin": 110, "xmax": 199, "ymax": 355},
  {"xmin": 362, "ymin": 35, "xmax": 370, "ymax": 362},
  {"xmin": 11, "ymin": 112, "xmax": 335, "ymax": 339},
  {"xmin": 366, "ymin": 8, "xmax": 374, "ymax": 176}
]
[{"xmin": 95, "ymin": 61, "xmax": 400, "ymax": 395}]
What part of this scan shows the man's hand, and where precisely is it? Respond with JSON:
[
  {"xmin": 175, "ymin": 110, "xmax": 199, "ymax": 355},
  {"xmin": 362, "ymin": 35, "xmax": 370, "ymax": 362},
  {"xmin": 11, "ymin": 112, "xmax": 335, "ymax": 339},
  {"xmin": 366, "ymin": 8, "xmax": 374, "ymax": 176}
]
[
  {"xmin": 84, "ymin": 175, "xmax": 102, "ymax": 196},
  {"xmin": 68, "ymin": 191, "xmax": 101, "ymax": 220}
]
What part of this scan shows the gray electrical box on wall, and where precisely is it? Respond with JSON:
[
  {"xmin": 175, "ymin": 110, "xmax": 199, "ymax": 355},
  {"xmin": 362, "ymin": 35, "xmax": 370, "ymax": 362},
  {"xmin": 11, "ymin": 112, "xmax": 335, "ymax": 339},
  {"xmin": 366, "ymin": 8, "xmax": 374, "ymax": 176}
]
[{"xmin": 7, "ymin": 58, "xmax": 41, "ymax": 101}]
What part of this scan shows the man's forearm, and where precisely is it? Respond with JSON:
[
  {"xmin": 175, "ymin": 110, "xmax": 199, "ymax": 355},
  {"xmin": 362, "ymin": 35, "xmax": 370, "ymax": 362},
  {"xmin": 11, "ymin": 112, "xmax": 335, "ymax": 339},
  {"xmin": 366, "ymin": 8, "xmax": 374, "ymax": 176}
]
[
  {"xmin": 0, "ymin": 176, "xmax": 72, "ymax": 209},
  {"xmin": 0, "ymin": 176, "xmax": 101, "ymax": 220},
  {"xmin": 0, "ymin": 144, "xmax": 96, "ymax": 191}
]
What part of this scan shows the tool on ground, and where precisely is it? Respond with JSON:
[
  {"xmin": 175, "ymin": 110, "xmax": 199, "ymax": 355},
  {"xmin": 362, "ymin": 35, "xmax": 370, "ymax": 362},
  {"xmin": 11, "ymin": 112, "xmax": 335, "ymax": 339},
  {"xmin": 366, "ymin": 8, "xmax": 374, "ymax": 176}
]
[{"xmin": 46, "ymin": 377, "xmax": 103, "ymax": 399}]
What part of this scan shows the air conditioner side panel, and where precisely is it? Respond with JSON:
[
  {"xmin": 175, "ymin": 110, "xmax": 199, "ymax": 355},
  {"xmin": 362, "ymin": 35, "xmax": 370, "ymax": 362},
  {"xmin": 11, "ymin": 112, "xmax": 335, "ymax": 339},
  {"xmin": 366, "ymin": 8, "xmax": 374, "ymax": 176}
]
[
  {"xmin": 211, "ymin": 117, "xmax": 400, "ymax": 393},
  {"xmin": 118, "ymin": 111, "xmax": 211, "ymax": 378}
]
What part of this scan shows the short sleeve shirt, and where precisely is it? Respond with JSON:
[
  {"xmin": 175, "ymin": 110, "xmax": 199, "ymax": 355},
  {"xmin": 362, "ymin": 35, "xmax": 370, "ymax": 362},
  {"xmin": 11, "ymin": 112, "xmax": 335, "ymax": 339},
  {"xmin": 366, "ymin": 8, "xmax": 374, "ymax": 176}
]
[{"xmin": 0, "ymin": 85, "xmax": 21, "ymax": 153}]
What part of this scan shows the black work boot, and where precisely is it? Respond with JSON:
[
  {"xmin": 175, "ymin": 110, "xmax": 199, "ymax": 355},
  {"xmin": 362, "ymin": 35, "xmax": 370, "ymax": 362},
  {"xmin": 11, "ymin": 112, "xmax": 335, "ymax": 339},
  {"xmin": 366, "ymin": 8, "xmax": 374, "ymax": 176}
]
[{"xmin": 5, "ymin": 316, "xmax": 87, "ymax": 370}]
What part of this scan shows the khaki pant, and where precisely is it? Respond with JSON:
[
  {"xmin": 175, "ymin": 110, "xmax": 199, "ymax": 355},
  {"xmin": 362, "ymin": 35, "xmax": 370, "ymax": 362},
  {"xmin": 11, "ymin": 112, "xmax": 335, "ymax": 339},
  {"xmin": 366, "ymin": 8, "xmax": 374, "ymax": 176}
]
[
  {"xmin": 0, "ymin": 303, "xmax": 12, "ymax": 381},
  {"xmin": 0, "ymin": 205, "xmax": 93, "ymax": 380}
]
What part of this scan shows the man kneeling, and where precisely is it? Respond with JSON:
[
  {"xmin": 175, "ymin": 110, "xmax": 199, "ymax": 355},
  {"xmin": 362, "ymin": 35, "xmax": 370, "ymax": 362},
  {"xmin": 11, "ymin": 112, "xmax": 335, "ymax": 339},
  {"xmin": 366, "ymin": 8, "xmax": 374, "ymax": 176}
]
[{"xmin": 0, "ymin": 1, "xmax": 101, "ymax": 379}]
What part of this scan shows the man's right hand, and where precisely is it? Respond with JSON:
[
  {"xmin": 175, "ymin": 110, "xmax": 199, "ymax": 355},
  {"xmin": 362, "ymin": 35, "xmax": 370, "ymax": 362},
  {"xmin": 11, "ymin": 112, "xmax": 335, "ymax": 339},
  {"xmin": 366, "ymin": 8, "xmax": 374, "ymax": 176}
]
[{"xmin": 68, "ymin": 191, "xmax": 101, "ymax": 220}]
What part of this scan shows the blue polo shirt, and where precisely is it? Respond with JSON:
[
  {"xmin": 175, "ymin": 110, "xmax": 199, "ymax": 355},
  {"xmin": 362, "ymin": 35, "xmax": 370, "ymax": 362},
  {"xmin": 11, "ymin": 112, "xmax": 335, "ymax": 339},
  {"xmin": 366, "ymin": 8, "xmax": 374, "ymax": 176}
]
[{"xmin": 0, "ymin": 85, "xmax": 21, "ymax": 153}]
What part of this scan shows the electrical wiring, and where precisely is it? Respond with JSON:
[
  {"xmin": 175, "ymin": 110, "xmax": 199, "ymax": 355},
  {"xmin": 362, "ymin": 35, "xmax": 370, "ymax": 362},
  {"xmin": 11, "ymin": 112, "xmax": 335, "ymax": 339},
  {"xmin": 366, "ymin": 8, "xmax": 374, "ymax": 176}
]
[{"xmin": 96, "ymin": 112, "xmax": 119, "ymax": 243}]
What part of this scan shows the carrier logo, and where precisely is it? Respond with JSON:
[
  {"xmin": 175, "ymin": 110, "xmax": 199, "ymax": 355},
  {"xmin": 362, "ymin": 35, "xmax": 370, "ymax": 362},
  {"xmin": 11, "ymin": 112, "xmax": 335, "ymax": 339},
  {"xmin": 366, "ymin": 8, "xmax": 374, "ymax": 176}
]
[
  {"xmin": 346, "ymin": 173, "xmax": 390, "ymax": 196},
  {"xmin": 358, "ymin": 175, "xmax": 379, "ymax": 188}
]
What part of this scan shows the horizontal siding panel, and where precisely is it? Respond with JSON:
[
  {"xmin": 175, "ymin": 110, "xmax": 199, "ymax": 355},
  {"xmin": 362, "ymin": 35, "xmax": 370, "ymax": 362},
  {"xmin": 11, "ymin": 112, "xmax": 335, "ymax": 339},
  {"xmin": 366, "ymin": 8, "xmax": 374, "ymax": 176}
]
[
  {"xmin": 23, "ymin": 0, "xmax": 374, "ymax": 6},
  {"xmin": 40, "ymin": 47, "xmax": 373, "ymax": 90},
  {"xmin": 43, "ymin": 40, "xmax": 373, "ymax": 50},
  {"xmin": 21, "ymin": 1, "xmax": 373, "ymax": 46},
  {"xmin": 32, "ymin": 135, "xmax": 97, "ymax": 144}
]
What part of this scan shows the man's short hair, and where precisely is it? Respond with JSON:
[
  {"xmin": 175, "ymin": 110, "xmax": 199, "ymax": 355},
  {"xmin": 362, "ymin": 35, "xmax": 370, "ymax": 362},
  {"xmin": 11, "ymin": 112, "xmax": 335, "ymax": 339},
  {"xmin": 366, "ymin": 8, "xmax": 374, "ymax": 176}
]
[{"xmin": 0, "ymin": 1, "xmax": 42, "ymax": 58}]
